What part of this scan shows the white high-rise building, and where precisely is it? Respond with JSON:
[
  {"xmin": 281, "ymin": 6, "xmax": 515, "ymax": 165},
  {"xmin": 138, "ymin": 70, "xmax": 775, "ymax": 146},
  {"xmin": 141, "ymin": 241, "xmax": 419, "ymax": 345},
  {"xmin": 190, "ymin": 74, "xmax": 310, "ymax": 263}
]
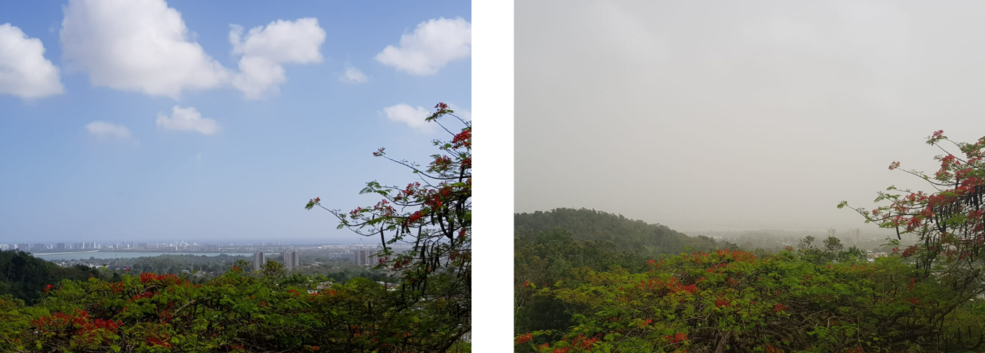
[
  {"xmin": 283, "ymin": 251, "xmax": 300, "ymax": 271},
  {"xmin": 253, "ymin": 252, "xmax": 265, "ymax": 272},
  {"xmin": 357, "ymin": 249, "xmax": 380, "ymax": 266},
  {"xmin": 848, "ymin": 228, "xmax": 861, "ymax": 245}
]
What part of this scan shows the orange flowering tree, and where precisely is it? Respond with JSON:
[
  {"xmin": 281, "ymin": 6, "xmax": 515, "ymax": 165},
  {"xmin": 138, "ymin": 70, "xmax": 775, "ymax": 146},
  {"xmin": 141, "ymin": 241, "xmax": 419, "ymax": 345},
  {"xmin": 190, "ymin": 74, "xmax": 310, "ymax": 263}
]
[
  {"xmin": 840, "ymin": 130, "xmax": 985, "ymax": 277},
  {"xmin": 0, "ymin": 264, "xmax": 470, "ymax": 352},
  {"xmin": 306, "ymin": 102, "xmax": 472, "ymax": 347},
  {"xmin": 516, "ymin": 248, "xmax": 985, "ymax": 352}
]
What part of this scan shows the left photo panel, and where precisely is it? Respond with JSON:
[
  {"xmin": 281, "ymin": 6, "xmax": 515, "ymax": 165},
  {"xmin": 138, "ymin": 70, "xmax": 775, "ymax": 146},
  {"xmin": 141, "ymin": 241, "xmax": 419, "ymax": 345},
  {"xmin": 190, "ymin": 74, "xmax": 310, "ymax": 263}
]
[{"xmin": 0, "ymin": 1, "xmax": 471, "ymax": 351}]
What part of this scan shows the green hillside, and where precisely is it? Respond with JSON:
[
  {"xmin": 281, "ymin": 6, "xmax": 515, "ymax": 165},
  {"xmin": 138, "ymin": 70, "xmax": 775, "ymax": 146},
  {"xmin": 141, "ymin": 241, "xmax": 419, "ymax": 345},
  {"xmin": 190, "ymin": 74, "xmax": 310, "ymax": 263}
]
[
  {"xmin": 513, "ymin": 208, "xmax": 737, "ymax": 337},
  {"xmin": 514, "ymin": 208, "xmax": 734, "ymax": 255},
  {"xmin": 0, "ymin": 250, "xmax": 103, "ymax": 303}
]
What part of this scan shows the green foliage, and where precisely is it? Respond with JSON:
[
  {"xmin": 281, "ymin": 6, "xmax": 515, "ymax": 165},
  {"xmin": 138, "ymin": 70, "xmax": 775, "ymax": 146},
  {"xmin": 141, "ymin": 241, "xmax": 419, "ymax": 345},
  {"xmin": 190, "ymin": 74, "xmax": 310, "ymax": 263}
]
[
  {"xmin": 260, "ymin": 259, "xmax": 286, "ymax": 277},
  {"xmin": 514, "ymin": 210, "xmax": 738, "ymax": 344},
  {"xmin": 515, "ymin": 208, "xmax": 735, "ymax": 256},
  {"xmin": 0, "ymin": 267, "xmax": 461, "ymax": 352},
  {"xmin": 0, "ymin": 250, "xmax": 103, "ymax": 303},
  {"xmin": 517, "ymin": 248, "xmax": 985, "ymax": 352}
]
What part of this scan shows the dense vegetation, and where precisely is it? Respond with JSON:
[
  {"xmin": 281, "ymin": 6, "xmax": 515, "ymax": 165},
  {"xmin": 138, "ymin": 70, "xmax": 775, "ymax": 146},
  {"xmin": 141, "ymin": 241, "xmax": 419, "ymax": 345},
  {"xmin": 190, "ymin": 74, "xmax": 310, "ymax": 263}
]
[
  {"xmin": 515, "ymin": 132, "xmax": 985, "ymax": 352},
  {"xmin": 0, "ymin": 250, "xmax": 101, "ymax": 303},
  {"xmin": 0, "ymin": 262, "xmax": 468, "ymax": 352},
  {"xmin": 0, "ymin": 103, "xmax": 470, "ymax": 352},
  {"xmin": 99, "ymin": 253, "xmax": 392, "ymax": 284},
  {"xmin": 516, "ymin": 209, "xmax": 734, "ymax": 256},
  {"xmin": 514, "ymin": 209, "xmax": 735, "ymax": 341}
]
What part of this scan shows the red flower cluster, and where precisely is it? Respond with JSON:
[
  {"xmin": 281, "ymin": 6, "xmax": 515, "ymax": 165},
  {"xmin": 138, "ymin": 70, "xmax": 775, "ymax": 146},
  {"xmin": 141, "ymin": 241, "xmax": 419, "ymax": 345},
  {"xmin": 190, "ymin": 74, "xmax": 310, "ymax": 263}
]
[
  {"xmin": 515, "ymin": 332, "xmax": 533, "ymax": 344},
  {"xmin": 902, "ymin": 245, "xmax": 919, "ymax": 258},
  {"xmin": 140, "ymin": 272, "xmax": 183, "ymax": 285},
  {"xmin": 427, "ymin": 193, "xmax": 443, "ymax": 209},
  {"xmin": 452, "ymin": 128, "xmax": 471, "ymax": 149},
  {"xmin": 392, "ymin": 257, "xmax": 412, "ymax": 270},
  {"xmin": 637, "ymin": 276, "xmax": 697, "ymax": 295},
  {"xmin": 131, "ymin": 291, "xmax": 154, "ymax": 301},
  {"xmin": 569, "ymin": 334, "xmax": 599, "ymax": 349},
  {"xmin": 408, "ymin": 211, "xmax": 423, "ymax": 224},
  {"xmin": 664, "ymin": 332, "xmax": 687, "ymax": 343},
  {"xmin": 31, "ymin": 309, "xmax": 122, "ymax": 339},
  {"xmin": 773, "ymin": 303, "xmax": 788, "ymax": 313}
]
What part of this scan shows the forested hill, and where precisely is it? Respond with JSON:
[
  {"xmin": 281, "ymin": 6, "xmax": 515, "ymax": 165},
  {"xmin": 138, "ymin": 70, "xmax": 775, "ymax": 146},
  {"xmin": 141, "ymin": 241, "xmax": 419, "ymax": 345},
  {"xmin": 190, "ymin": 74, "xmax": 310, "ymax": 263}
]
[
  {"xmin": 0, "ymin": 250, "xmax": 102, "ymax": 303},
  {"xmin": 514, "ymin": 208, "xmax": 734, "ymax": 255}
]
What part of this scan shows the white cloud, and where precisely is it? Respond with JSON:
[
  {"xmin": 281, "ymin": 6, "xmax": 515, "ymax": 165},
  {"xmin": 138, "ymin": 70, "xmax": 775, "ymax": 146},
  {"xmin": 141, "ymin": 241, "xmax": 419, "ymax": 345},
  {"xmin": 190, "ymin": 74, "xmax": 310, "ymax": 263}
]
[
  {"xmin": 375, "ymin": 17, "xmax": 471, "ymax": 75},
  {"xmin": 447, "ymin": 103, "xmax": 471, "ymax": 121},
  {"xmin": 338, "ymin": 62, "xmax": 367, "ymax": 83},
  {"xmin": 156, "ymin": 106, "xmax": 219, "ymax": 135},
  {"xmin": 60, "ymin": 0, "xmax": 229, "ymax": 98},
  {"xmin": 85, "ymin": 121, "xmax": 131, "ymax": 138},
  {"xmin": 382, "ymin": 104, "xmax": 433, "ymax": 131},
  {"xmin": 382, "ymin": 102, "xmax": 471, "ymax": 131},
  {"xmin": 229, "ymin": 18, "xmax": 325, "ymax": 99},
  {"xmin": 0, "ymin": 23, "xmax": 64, "ymax": 99}
]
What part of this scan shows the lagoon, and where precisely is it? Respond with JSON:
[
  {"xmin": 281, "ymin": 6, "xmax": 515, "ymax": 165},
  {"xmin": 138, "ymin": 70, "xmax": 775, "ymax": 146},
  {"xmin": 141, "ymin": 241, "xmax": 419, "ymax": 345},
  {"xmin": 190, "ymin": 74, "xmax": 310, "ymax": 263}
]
[{"xmin": 33, "ymin": 251, "xmax": 253, "ymax": 261}]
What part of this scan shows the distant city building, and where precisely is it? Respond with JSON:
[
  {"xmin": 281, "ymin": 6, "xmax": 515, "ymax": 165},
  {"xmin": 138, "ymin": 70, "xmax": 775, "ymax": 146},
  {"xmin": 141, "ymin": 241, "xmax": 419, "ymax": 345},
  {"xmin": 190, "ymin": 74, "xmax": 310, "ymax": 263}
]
[
  {"xmin": 17, "ymin": 244, "xmax": 29, "ymax": 251},
  {"xmin": 355, "ymin": 249, "xmax": 381, "ymax": 266},
  {"xmin": 282, "ymin": 251, "xmax": 300, "ymax": 271},
  {"xmin": 73, "ymin": 243, "xmax": 83, "ymax": 250},
  {"xmin": 254, "ymin": 252, "xmax": 265, "ymax": 272},
  {"xmin": 329, "ymin": 253, "xmax": 354, "ymax": 262},
  {"xmin": 32, "ymin": 243, "xmax": 45, "ymax": 252},
  {"xmin": 826, "ymin": 229, "xmax": 836, "ymax": 238},
  {"xmin": 56, "ymin": 243, "xmax": 65, "ymax": 250},
  {"xmin": 356, "ymin": 250, "xmax": 370, "ymax": 266},
  {"xmin": 848, "ymin": 228, "xmax": 861, "ymax": 245}
]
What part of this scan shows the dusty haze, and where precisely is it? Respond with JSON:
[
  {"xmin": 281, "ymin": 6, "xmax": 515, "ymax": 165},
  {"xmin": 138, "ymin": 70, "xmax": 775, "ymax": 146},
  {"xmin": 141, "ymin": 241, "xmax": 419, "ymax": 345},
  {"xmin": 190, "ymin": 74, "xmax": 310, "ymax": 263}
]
[{"xmin": 516, "ymin": 0, "xmax": 985, "ymax": 233}]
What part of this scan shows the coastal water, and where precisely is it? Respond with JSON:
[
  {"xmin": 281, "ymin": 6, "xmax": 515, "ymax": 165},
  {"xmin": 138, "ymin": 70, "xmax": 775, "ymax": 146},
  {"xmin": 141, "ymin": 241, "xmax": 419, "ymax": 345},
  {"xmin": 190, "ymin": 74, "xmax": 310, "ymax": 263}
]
[{"xmin": 32, "ymin": 251, "xmax": 253, "ymax": 261}]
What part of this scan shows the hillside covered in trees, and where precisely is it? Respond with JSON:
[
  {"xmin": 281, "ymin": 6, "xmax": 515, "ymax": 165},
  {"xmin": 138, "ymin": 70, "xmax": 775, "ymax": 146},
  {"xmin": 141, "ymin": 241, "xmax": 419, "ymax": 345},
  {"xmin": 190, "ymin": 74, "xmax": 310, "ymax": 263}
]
[
  {"xmin": 514, "ymin": 132, "xmax": 985, "ymax": 352},
  {"xmin": 514, "ymin": 209, "xmax": 738, "ymax": 341},
  {"xmin": 0, "ymin": 250, "xmax": 102, "ymax": 303},
  {"xmin": 515, "ymin": 208, "xmax": 736, "ymax": 256}
]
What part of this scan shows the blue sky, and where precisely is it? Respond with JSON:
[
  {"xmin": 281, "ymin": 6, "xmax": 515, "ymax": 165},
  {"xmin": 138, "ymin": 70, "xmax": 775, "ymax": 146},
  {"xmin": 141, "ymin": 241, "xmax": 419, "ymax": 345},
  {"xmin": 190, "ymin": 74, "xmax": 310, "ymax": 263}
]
[{"xmin": 0, "ymin": 0, "xmax": 471, "ymax": 244}]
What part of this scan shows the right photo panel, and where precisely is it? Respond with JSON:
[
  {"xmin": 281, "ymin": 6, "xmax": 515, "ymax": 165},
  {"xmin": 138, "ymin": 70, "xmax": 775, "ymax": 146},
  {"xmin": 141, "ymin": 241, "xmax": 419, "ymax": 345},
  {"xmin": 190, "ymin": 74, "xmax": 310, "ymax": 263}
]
[{"xmin": 515, "ymin": 1, "xmax": 985, "ymax": 352}]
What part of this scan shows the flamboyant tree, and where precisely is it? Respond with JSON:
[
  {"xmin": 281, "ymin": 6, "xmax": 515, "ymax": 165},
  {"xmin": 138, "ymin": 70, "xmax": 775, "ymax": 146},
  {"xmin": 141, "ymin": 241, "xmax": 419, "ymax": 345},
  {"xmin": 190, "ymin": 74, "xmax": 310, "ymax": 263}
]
[
  {"xmin": 305, "ymin": 102, "xmax": 472, "ymax": 347},
  {"xmin": 839, "ymin": 130, "xmax": 985, "ymax": 278}
]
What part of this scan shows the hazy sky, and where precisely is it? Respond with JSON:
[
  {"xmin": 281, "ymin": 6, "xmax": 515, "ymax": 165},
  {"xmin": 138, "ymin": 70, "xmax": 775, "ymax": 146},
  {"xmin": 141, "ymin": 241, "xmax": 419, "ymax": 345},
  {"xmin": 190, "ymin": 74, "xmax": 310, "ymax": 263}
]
[
  {"xmin": 0, "ymin": 0, "xmax": 470, "ymax": 243},
  {"xmin": 516, "ymin": 0, "xmax": 985, "ymax": 233}
]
